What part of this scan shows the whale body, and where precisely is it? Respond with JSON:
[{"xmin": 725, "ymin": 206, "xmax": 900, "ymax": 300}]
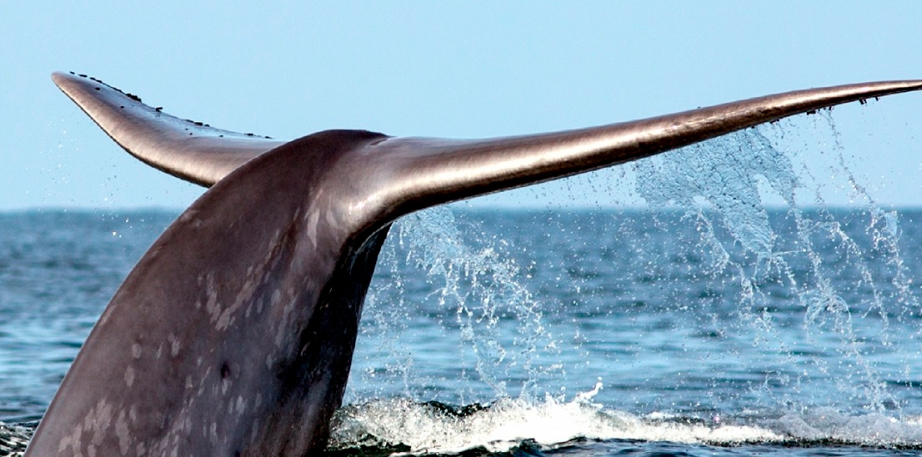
[{"xmin": 23, "ymin": 73, "xmax": 922, "ymax": 456}]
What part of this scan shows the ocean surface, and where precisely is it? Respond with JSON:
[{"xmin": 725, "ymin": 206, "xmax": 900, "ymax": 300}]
[
  {"xmin": 3, "ymin": 205, "xmax": 922, "ymax": 457},
  {"xmin": 4, "ymin": 126, "xmax": 922, "ymax": 456}
]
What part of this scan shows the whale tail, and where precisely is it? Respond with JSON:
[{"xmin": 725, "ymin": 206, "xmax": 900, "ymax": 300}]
[
  {"xmin": 26, "ymin": 73, "xmax": 922, "ymax": 457},
  {"xmin": 51, "ymin": 71, "xmax": 922, "ymax": 211}
]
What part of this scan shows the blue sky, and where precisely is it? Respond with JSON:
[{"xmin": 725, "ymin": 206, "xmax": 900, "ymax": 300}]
[{"xmin": 2, "ymin": 2, "xmax": 922, "ymax": 211}]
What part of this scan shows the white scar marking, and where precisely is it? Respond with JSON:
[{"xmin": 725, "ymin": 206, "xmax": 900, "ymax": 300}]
[
  {"xmin": 306, "ymin": 210, "xmax": 319, "ymax": 249},
  {"xmin": 115, "ymin": 410, "xmax": 130, "ymax": 455},
  {"xmin": 124, "ymin": 366, "xmax": 135, "ymax": 387},
  {"xmin": 168, "ymin": 333, "xmax": 181, "ymax": 357}
]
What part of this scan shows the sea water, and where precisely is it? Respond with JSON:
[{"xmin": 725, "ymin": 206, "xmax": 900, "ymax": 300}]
[{"xmin": 3, "ymin": 127, "xmax": 922, "ymax": 456}]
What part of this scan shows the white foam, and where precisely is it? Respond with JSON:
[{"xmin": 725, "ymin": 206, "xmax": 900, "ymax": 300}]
[
  {"xmin": 330, "ymin": 392, "xmax": 784, "ymax": 454},
  {"xmin": 331, "ymin": 386, "xmax": 922, "ymax": 454},
  {"xmin": 772, "ymin": 407, "xmax": 922, "ymax": 446}
]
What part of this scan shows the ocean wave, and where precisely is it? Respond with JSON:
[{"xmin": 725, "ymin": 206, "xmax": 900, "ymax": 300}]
[
  {"xmin": 328, "ymin": 394, "xmax": 922, "ymax": 455},
  {"xmin": 6, "ymin": 398, "xmax": 922, "ymax": 456}
]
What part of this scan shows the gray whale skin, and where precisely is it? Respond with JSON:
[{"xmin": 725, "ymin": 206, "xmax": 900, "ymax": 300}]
[{"xmin": 23, "ymin": 72, "xmax": 922, "ymax": 456}]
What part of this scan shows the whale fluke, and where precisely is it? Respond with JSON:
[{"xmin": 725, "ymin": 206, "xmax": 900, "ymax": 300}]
[
  {"xmin": 52, "ymin": 72, "xmax": 922, "ymax": 195},
  {"xmin": 50, "ymin": 72, "xmax": 286, "ymax": 186},
  {"xmin": 26, "ymin": 73, "xmax": 922, "ymax": 457}
]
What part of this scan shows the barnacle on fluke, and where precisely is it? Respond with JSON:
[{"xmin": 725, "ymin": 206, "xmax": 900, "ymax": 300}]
[{"xmin": 63, "ymin": 72, "xmax": 276, "ymax": 140}]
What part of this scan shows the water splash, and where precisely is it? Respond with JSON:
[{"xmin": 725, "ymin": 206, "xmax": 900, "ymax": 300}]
[
  {"xmin": 632, "ymin": 124, "xmax": 920, "ymax": 414},
  {"xmin": 358, "ymin": 207, "xmax": 561, "ymax": 404},
  {"xmin": 327, "ymin": 394, "xmax": 922, "ymax": 454},
  {"xmin": 347, "ymin": 109, "xmax": 922, "ymax": 455},
  {"xmin": 635, "ymin": 128, "xmax": 795, "ymax": 259}
]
